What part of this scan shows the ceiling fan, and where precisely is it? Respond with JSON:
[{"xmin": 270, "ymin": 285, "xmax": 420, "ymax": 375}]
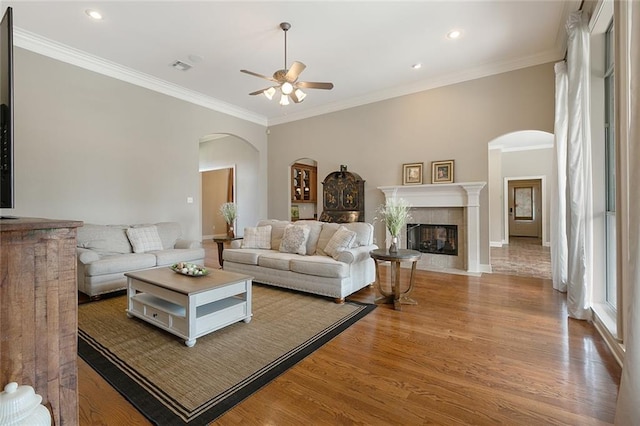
[{"xmin": 241, "ymin": 22, "xmax": 334, "ymax": 105}]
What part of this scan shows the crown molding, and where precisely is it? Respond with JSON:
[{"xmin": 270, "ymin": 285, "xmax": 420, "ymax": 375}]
[
  {"xmin": 13, "ymin": 22, "xmax": 568, "ymax": 129},
  {"xmin": 13, "ymin": 27, "xmax": 268, "ymax": 127},
  {"xmin": 267, "ymin": 47, "xmax": 564, "ymax": 126}
]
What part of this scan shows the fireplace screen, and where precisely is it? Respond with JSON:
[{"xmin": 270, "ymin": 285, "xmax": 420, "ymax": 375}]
[{"xmin": 406, "ymin": 224, "xmax": 458, "ymax": 256}]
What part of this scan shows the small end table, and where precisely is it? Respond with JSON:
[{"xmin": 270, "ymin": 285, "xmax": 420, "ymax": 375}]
[
  {"xmin": 370, "ymin": 248, "xmax": 422, "ymax": 311},
  {"xmin": 213, "ymin": 235, "xmax": 242, "ymax": 268}
]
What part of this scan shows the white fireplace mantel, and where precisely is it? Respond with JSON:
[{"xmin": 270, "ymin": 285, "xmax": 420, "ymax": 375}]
[{"xmin": 378, "ymin": 182, "xmax": 487, "ymax": 274}]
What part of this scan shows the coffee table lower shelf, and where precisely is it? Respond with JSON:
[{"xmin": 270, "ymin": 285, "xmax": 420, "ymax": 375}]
[{"xmin": 125, "ymin": 268, "xmax": 253, "ymax": 347}]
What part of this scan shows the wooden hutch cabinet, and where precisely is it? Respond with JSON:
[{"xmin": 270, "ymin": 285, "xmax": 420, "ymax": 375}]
[
  {"xmin": 291, "ymin": 163, "xmax": 317, "ymax": 203},
  {"xmin": 319, "ymin": 166, "xmax": 365, "ymax": 223}
]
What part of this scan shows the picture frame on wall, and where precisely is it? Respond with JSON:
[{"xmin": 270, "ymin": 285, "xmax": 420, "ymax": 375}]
[
  {"xmin": 402, "ymin": 162, "xmax": 423, "ymax": 185},
  {"xmin": 431, "ymin": 160, "xmax": 454, "ymax": 184}
]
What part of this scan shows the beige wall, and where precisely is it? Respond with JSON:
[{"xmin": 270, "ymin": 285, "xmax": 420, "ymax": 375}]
[
  {"xmin": 6, "ymin": 46, "xmax": 555, "ymax": 260},
  {"xmin": 268, "ymin": 62, "xmax": 556, "ymax": 266},
  {"xmin": 6, "ymin": 48, "xmax": 268, "ymax": 240},
  {"xmin": 488, "ymin": 148, "xmax": 503, "ymax": 245}
]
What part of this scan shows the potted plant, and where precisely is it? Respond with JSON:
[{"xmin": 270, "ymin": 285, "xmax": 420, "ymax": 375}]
[
  {"xmin": 376, "ymin": 193, "xmax": 411, "ymax": 253},
  {"xmin": 219, "ymin": 202, "xmax": 237, "ymax": 237}
]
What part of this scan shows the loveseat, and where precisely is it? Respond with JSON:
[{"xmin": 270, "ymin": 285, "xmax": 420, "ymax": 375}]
[
  {"xmin": 222, "ymin": 219, "xmax": 378, "ymax": 303},
  {"xmin": 76, "ymin": 222, "xmax": 205, "ymax": 298}
]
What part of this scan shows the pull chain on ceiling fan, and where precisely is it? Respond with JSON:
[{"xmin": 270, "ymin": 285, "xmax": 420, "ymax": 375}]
[{"xmin": 241, "ymin": 22, "xmax": 334, "ymax": 106}]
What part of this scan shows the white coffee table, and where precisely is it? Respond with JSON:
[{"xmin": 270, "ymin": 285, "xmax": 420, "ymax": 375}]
[{"xmin": 125, "ymin": 267, "xmax": 253, "ymax": 347}]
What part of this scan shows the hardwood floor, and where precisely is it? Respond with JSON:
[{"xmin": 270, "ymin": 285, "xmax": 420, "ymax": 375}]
[{"xmin": 79, "ymin": 242, "xmax": 621, "ymax": 425}]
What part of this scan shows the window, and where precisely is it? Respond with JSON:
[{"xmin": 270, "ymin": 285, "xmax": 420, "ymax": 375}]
[{"xmin": 604, "ymin": 21, "xmax": 617, "ymax": 311}]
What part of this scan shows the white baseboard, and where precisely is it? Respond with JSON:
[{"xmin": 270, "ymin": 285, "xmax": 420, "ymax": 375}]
[
  {"xmin": 479, "ymin": 263, "xmax": 492, "ymax": 274},
  {"xmin": 490, "ymin": 241, "xmax": 503, "ymax": 248}
]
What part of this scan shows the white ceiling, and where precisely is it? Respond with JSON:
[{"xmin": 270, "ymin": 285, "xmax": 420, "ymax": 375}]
[{"xmin": 5, "ymin": 1, "xmax": 579, "ymax": 126}]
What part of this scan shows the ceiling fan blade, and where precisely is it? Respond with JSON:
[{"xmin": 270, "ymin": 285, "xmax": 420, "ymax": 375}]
[
  {"xmin": 240, "ymin": 69, "xmax": 277, "ymax": 82},
  {"xmin": 296, "ymin": 81, "xmax": 334, "ymax": 90},
  {"xmin": 248, "ymin": 87, "xmax": 271, "ymax": 96},
  {"xmin": 285, "ymin": 61, "xmax": 306, "ymax": 82}
]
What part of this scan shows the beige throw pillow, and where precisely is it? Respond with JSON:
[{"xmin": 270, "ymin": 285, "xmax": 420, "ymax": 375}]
[
  {"xmin": 279, "ymin": 224, "xmax": 310, "ymax": 255},
  {"xmin": 126, "ymin": 225, "xmax": 163, "ymax": 253},
  {"xmin": 323, "ymin": 226, "xmax": 357, "ymax": 259},
  {"xmin": 241, "ymin": 225, "xmax": 272, "ymax": 249}
]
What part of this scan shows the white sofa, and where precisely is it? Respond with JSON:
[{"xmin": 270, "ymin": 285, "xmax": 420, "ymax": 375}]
[
  {"xmin": 222, "ymin": 219, "xmax": 378, "ymax": 303},
  {"xmin": 76, "ymin": 222, "xmax": 204, "ymax": 298}
]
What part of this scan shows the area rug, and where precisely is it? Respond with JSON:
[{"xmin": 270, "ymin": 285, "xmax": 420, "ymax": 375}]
[{"xmin": 78, "ymin": 284, "xmax": 375, "ymax": 425}]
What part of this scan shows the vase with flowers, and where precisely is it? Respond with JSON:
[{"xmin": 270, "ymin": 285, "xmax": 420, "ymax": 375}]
[
  {"xmin": 376, "ymin": 192, "xmax": 412, "ymax": 253},
  {"xmin": 219, "ymin": 202, "xmax": 237, "ymax": 238}
]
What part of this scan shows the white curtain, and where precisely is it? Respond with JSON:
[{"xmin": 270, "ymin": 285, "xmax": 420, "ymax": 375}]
[
  {"xmin": 552, "ymin": 10, "xmax": 593, "ymax": 319},
  {"xmin": 552, "ymin": 62, "xmax": 568, "ymax": 293},
  {"xmin": 615, "ymin": 1, "xmax": 640, "ymax": 423}
]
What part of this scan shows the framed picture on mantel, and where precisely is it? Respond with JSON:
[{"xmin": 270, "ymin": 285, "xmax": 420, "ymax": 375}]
[
  {"xmin": 432, "ymin": 160, "xmax": 454, "ymax": 184},
  {"xmin": 402, "ymin": 162, "xmax": 423, "ymax": 185}
]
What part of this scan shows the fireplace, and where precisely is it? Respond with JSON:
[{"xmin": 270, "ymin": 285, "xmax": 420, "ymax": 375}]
[
  {"xmin": 378, "ymin": 181, "xmax": 486, "ymax": 274},
  {"xmin": 407, "ymin": 224, "xmax": 458, "ymax": 256}
]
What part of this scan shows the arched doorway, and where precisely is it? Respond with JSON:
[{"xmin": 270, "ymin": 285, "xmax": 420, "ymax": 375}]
[
  {"xmin": 199, "ymin": 133, "xmax": 260, "ymax": 239},
  {"xmin": 487, "ymin": 130, "xmax": 554, "ymax": 279}
]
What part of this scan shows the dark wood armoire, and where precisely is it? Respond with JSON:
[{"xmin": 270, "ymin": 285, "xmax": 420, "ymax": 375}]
[{"xmin": 319, "ymin": 166, "xmax": 365, "ymax": 223}]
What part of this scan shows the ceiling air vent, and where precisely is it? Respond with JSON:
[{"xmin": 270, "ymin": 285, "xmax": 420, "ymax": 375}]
[{"xmin": 171, "ymin": 60, "xmax": 192, "ymax": 71}]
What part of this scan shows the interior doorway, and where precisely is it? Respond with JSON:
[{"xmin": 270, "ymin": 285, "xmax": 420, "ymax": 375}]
[
  {"xmin": 507, "ymin": 179, "xmax": 542, "ymax": 240},
  {"xmin": 201, "ymin": 167, "xmax": 235, "ymax": 239}
]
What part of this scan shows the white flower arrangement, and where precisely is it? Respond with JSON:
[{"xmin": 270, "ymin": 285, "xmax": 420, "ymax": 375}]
[
  {"xmin": 376, "ymin": 193, "xmax": 412, "ymax": 237},
  {"xmin": 219, "ymin": 202, "xmax": 237, "ymax": 225}
]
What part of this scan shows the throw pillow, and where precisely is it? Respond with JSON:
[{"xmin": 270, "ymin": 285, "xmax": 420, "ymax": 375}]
[
  {"xmin": 126, "ymin": 225, "xmax": 163, "ymax": 253},
  {"xmin": 279, "ymin": 224, "xmax": 310, "ymax": 255},
  {"xmin": 323, "ymin": 226, "xmax": 357, "ymax": 259},
  {"xmin": 241, "ymin": 225, "xmax": 272, "ymax": 249},
  {"xmin": 316, "ymin": 222, "xmax": 341, "ymax": 256}
]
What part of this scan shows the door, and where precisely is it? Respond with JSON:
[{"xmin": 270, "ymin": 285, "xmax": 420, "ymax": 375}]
[{"xmin": 508, "ymin": 179, "xmax": 542, "ymax": 238}]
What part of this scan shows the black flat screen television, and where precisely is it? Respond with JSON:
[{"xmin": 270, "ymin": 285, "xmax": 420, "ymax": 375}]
[{"xmin": 0, "ymin": 7, "xmax": 13, "ymax": 209}]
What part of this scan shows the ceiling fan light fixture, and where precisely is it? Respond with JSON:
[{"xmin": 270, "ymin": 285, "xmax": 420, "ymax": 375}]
[
  {"xmin": 294, "ymin": 88, "xmax": 306, "ymax": 102},
  {"xmin": 281, "ymin": 82, "xmax": 294, "ymax": 95},
  {"xmin": 264, "ymin": 87, "xmax": 276, "ymax": 100},
  {"xmin": 241, "ymin": 21, "xmax": 333, "ymax": 106}
]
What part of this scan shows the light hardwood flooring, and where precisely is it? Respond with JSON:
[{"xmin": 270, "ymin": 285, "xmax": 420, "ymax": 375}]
[{"xmin": 78, "ymin": 241, "xmax": 620, "ymax": 425}]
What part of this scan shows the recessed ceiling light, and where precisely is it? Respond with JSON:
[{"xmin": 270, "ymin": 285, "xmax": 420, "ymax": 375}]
[
  {"xmin": 447, "ymin": 30, "xmax": 462, "ymax": 40},
  {"xmin": 411, "ymin": 63, "xmax": 422, "ymax": 70},
  {"xmin": 85, "ymin": 9, "xmax": 103, "ymax": 20}
]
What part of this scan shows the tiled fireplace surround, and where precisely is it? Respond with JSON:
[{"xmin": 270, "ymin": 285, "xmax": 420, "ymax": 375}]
[{"xmin": 378, "ymin": 182, "xmax": 486, "ymax": 275}]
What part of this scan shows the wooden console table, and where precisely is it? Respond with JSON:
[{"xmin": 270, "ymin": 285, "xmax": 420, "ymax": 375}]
[
  {"xmin": 370, "ymin": 248, "xmax": 421, "ymax": 311},
  {"xmin": 0, "ymin": 217, "xmax": 83, "ymax": 425}
]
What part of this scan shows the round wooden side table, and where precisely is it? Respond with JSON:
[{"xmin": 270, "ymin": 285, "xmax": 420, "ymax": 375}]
[
  {"xmin": 213, "ymin": 235, "xmax": 242, "ymax": 268},
  {"xmin": 370, "ymin": 248, "xmax": 422, "ymax": 311}
]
